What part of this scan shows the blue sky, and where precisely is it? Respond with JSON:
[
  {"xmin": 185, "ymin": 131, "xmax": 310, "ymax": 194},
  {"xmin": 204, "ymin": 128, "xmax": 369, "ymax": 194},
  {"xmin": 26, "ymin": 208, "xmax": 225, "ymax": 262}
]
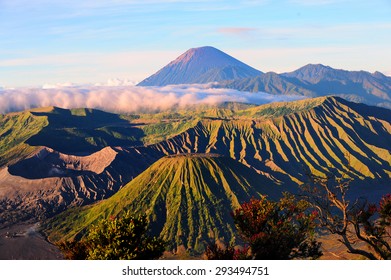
[{"xmin": 0, "ymin": 0, "xmax": 390, "ymax": 87}]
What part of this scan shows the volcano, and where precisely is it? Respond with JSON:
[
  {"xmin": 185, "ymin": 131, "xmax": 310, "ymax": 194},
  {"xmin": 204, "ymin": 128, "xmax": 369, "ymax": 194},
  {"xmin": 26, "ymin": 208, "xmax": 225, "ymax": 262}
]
[{"xmin": 137, "ymin": 46, "xmax": 261, "ymax": 86}]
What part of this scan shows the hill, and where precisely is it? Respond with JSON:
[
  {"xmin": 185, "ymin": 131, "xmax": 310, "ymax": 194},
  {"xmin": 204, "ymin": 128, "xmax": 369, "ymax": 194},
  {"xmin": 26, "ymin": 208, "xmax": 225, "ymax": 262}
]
[
  {"xmin": 44, "ymin": 154, "xmax": 281, "ymax": 253},
  {"xmin": 137, "ymin": 46, "xmax": 261, "ymax": 86}
]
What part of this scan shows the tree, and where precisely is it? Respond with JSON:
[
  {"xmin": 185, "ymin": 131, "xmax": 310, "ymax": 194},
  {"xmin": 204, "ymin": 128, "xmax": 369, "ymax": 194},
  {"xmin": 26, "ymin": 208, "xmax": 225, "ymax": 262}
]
[
  {"xmin": 301, "ymin": 172, "xmax": 391, "ymax": 260},
  {"xmin": 221, "ymin": 193, "xmax": 322, "ymax": 260},
  {"xmin": 57, "ymin": 211, "xmax": 166, "ymax": 260}
]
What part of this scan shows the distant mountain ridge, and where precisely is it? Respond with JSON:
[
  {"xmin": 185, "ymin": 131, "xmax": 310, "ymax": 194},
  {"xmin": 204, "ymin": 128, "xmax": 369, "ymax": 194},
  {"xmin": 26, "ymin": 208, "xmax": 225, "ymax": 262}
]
[
  {"xmin": 137, "ymin": 46, "xmax": 391, "ymax": 108},
  {"xmin": 219, "ymin": 64, "xmax": 391, "ymax": 108},
  {"xmin": 137, "ymin": 46, "xmax": 262, "ymax": 86}
]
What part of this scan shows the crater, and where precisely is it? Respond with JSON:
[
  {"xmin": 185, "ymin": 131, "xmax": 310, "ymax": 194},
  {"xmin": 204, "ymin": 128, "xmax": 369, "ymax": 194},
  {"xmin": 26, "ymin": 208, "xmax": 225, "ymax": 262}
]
[{"xmin": 8, "ymin": 146, "xmax": 117, "ymax": 179}]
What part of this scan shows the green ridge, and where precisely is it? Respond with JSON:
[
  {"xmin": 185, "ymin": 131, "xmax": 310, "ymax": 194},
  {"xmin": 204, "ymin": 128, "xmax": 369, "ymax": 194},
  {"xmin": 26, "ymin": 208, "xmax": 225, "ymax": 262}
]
[
  {"xmin": 0, "ymin": 111, "xmax": 48, "ymax": 166},
  {"xmin": 44, "ymin": 155, "xmax": 281, "ymax": 253}
]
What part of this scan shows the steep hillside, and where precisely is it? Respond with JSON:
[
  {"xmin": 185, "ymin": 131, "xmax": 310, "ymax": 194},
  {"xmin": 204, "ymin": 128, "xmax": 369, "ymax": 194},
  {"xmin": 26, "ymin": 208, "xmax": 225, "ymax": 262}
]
[
  {"xmin": 138, "ymin": 46, "xmax": 261, "ymax": 86},
  {"xmin": 1, "ymin": 97, "xmax": 390, "ymax": 228},
  {"xmin": 147, "ymin": 97, "xmax": 391, "ymax": 189},
  {"xmin": 0, "ymin": 110, "xmax": 48, "ymax": 167},
  {"xmin": 44, "ymin": 154, "xmax": 280, "ymax": 252}
]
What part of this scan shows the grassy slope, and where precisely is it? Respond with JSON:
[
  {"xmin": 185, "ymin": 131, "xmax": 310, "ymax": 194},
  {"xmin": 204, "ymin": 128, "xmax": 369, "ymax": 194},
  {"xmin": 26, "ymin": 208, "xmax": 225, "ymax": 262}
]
[
  {"xmin": 44, "ymin": 155, "xmax": 281, "ymax": 252},
  {"xmin": 0, "ymin": 111, "xmax": 48, "ymax": 167}
]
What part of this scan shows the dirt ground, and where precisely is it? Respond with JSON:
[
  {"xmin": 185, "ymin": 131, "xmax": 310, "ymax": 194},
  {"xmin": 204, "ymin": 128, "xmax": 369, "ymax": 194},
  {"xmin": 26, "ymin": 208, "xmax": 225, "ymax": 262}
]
[{"xmin": 0, "ymin": 223, "xmax": 63, "ymax": 260}]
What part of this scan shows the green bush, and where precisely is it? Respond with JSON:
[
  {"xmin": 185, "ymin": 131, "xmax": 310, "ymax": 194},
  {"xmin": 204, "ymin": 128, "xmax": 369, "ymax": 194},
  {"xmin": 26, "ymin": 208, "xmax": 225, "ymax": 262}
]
[{"xmin": 58, "ymin": 211, "xmax": 166, "ymax": 260}]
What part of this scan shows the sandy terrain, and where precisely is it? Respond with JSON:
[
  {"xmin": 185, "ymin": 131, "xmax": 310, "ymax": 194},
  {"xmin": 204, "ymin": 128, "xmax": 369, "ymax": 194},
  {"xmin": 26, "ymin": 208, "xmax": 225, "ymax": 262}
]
[{"xmin": 0, "ymin": 223, "xmax": 63, "ymax": 260}]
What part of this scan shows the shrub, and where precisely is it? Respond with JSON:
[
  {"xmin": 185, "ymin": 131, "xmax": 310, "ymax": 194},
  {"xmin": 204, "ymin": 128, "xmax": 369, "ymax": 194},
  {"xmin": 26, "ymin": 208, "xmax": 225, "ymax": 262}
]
[
  {"xmin": 58, "ymin": 211, "xmax": 166, "ymax": 260},
  {"xmin": 206, "ymin": 193, "xmax": 322, "ymax": 260}
]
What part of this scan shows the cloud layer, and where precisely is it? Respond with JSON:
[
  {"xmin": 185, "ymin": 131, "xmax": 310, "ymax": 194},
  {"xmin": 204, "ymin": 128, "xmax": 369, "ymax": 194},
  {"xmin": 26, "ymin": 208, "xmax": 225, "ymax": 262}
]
[{"xmin": 0, "ymin": 84, "xmax": 305, "ymax": 114}]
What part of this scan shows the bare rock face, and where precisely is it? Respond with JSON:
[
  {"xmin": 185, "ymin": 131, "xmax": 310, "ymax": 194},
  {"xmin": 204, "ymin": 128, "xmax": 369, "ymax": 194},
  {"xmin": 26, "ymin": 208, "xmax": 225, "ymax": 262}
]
[
  {"xmin": 8, "ymin": 146, "xmax": 118, "ymax": 179},
  {"xmin": 0, "ymin": 146, "xmax": 160, "ymax": 227}
]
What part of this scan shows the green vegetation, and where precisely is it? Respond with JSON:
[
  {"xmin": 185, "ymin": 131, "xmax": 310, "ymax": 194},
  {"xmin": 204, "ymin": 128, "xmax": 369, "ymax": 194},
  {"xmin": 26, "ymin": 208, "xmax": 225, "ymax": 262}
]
[
  {"xmin": 2, "ymin": 96, "xmax": 390, "ymax": 259},
  {"xmin": 238, "ymin": 97, "xmax": 327, "ymax": 118},
  {"xmin": 27, "ymin": 107, "xmax": 145, "ymax": 153},
  {"xmin": 0, "ymin": 111, "xmax": 48, "ymax": 167},
  {"xmin": 57, "ymin": 211, "xmax": 165, "ymax": 260},
  {"xmin": 0, "ymin": 102, "xmax": 257, "ymax": 156},
  {"xmin": 44, "ymin": 155, "xmax": 280, "ymax": 253},
  {"xmin": 140, "ymin": 118, "xmax": 198, "ymax": 144}
]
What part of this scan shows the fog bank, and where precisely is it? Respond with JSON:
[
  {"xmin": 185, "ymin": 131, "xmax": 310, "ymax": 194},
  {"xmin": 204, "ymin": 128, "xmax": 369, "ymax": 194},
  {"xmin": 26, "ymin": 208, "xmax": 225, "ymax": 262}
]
[{"xmin": 0, "ymin": 84, "xmax": 305, "ymax": 114}]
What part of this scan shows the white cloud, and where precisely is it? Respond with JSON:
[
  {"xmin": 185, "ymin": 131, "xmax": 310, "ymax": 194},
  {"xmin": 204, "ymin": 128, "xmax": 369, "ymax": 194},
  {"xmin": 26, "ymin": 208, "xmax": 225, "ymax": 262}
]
[{"xmin": 0, "ymin": 84, "xmax": 305, "ymax": 114}]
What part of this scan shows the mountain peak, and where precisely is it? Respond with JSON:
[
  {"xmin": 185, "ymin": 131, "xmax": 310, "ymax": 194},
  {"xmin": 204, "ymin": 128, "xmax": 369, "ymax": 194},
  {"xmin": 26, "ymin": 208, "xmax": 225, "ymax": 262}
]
[
  {"xmin": 282, "ymin": 63, "xmax": 347, "ymax": 83},
  {"xmin": 138, "ymin": 46, "xmax": 261, "ymax": 86},
  {"xmin": 167, "ymin": 46, "xmax": 238, "ymax": 68},
  {"xmin": 292, "ymin": 63, "xmax": 335, "ymax": 75}
]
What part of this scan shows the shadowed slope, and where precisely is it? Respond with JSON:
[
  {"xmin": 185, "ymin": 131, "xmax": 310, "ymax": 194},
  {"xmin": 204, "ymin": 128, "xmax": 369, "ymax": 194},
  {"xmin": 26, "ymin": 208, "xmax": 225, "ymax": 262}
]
[
  {"xmin": 27, "ymin": 107, "xmax": 144, "ymax": 154},
  {"xmin": 44, "ymin": 155, "xmax": 280, "ymax": 253}
]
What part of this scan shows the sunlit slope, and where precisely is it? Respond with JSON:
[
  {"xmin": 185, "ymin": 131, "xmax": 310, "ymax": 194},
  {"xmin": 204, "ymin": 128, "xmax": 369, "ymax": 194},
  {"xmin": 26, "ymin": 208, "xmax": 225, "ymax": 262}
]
[
  {"xmin": 0, "ymin": 110, "xmax": 48, "ymax": 167},
  {"xmin": 45, "ymin": 155, "xmax": 280, "ymax": 252},
  {"xmin": 147, "ymin": 97, "xmax": 391, "ymax": 186}
]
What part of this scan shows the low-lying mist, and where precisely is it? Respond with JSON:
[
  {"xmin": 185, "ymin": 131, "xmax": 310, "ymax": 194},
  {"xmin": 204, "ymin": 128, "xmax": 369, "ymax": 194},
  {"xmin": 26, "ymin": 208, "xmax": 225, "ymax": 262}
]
[{"xmin": 0, "ymin": 84, "xmax": 305, "ymax": 114}]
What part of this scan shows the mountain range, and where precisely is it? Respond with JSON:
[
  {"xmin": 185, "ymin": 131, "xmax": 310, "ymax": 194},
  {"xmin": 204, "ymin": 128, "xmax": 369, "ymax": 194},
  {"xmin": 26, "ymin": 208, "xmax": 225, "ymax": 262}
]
[
  {"xmin": 1, "ymin": 46, "xmax": 391, "ymax": 257},
  {"xmin": 1, "ymin": 96, "xmax": 390, "ymax": 253},
  {"xmin": 139, "ymin": 47, "xmax": 391, "ymax": 108}
]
